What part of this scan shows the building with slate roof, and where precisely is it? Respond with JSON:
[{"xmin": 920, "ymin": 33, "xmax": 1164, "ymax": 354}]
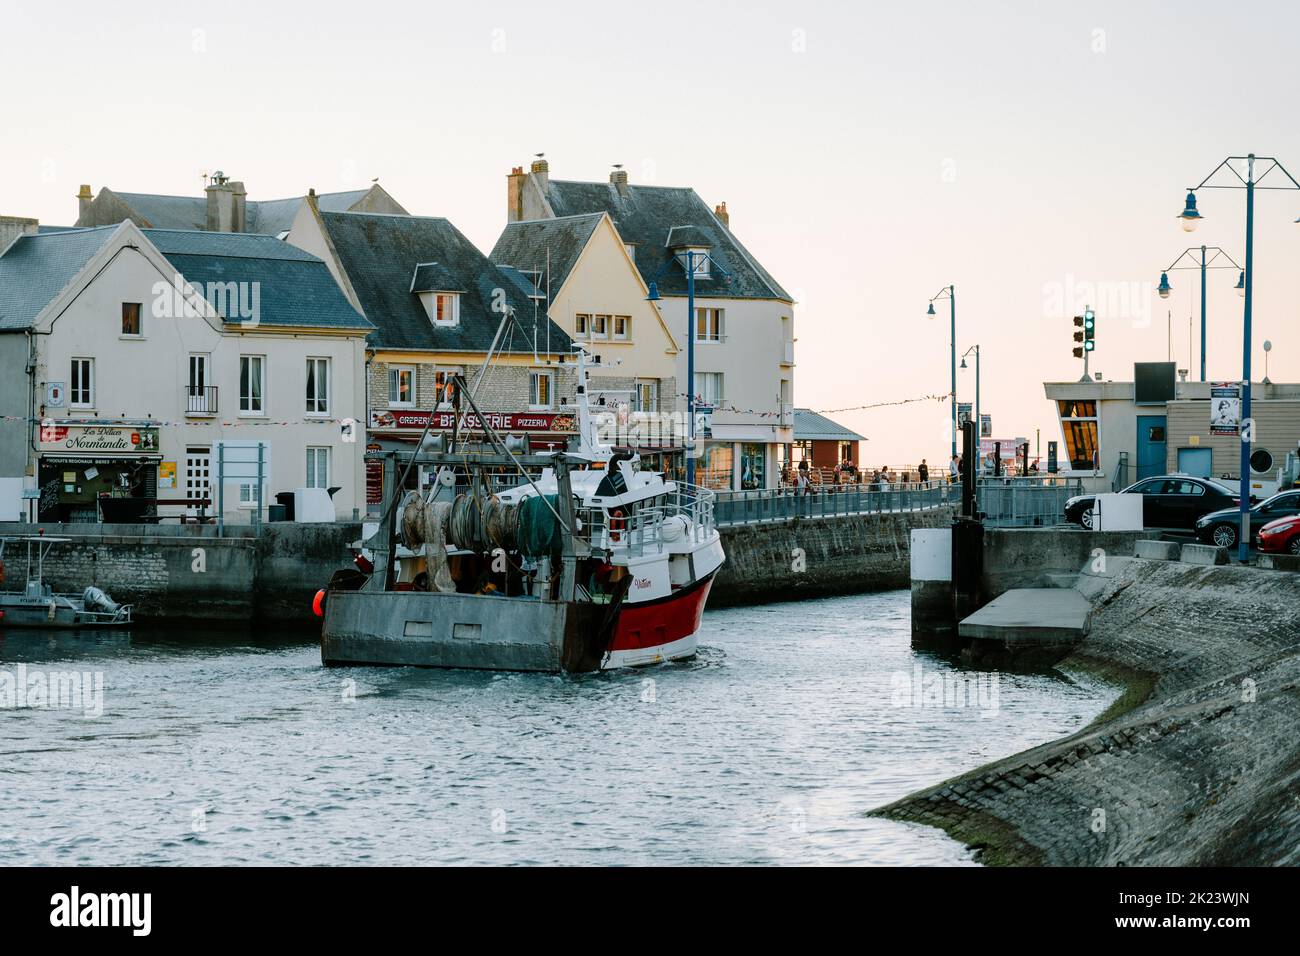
[
  {"xmin": 285, "ymin": 201, "xmax": 579, "ymax": 503},
  {"xmin": 792, "ymin": 408, "xmax": 866, "ymax": 471},
  {"xmin": 504, "ymin": 160, "xmax": 795, "ymax": 491},
  {"xmin": 73, "ymin": 172, "xmax": 408, "ymax": 237},
  {"xmin": 0, "ymin": 219, "xmax": 371, "ymax": 523},
  {"xmin": 490, "ymin": 212, "xmax": 683, "ymax": 449}
]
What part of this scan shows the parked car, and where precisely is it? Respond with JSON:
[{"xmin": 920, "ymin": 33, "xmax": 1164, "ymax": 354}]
[
  {"xmin": 1194, "ymin": 489, "xmax": 1300, "ymax": 549},
  {"xmin": 1064, "ymin": 475, "xmax": 1241, "ymax": 530},
  {"xmin": 1257, "ymin": 514, "xmax": 1300, "ymax": 555}
]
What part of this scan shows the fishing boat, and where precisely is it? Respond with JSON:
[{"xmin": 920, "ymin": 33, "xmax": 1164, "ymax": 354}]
[
  {"xmin": 0, "ymin": 536, "xmax": 133, "ymax": 628},
  {"xmin": 318, "ymin": 350, "xmax": 725, "ymax": 672}
]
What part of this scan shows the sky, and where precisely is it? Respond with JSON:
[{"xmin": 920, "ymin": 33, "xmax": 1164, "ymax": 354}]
[{"xmin": 3, "ymin": 0, "xmax": 1299, "ymax": 464}]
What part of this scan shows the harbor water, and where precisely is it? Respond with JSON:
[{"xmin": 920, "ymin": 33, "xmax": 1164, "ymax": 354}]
[{"xmin": 0, "ymin": 590, "xmax": 1116, "ymax": 865}]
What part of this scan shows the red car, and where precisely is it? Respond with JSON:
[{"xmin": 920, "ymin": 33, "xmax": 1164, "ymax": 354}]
[{"xmin": 1257, "ymin": 514, "xmax": 1300, "ymax": 555}]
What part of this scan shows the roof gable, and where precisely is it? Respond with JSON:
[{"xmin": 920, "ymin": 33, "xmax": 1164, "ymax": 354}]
[
  {"xmin": 542, "ymin": 180, "xmax": 791, "ymax": 301},
  {"xmin": 489, "ymin": 213, "xmax": 604, "ymax": 300},
  {"xmin": 0, "ymin": 226, "xmax": 119, "ymax": 330}
]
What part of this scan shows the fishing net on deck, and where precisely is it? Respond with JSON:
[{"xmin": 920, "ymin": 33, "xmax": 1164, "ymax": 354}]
[
  {"xmin": 399, "ymin": 492, "xmax": 455, "ymax": 593},
  {"xmin": 517, "ymin": 494, "xmax": 563, "ymax": 561}
]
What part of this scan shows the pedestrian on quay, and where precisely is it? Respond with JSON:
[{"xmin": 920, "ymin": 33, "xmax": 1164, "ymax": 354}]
[
  {"xmin": 949, "ymin": 454, "xmax": 960, "ymax": 483},
  {"xmin": 918, "ymin": 459, "xmax": 929, "ymax": 485}
]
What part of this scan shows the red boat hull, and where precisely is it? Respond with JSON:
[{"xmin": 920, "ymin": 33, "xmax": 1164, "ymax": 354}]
[{"xmin": 603, "ymin": 573, "xmax": 715, "ymax": 668}]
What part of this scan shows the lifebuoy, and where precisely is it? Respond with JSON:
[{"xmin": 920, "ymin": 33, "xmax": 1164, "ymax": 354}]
[{"xmin": 608, "ymin": 509, "xmax": 625, "ymax": 543}]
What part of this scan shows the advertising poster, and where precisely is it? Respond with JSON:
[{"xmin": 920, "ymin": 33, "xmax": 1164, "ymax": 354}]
[{"xmin": 1210, "ymin": 382, "xmax": 1241, "ymax": 436}]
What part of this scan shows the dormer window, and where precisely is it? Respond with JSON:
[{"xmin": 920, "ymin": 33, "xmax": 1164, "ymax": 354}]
[
  {"xmin": 419, "ymin": 292, "xmax": 460, "ymax": 326},
  {"xmin": 409, "ymin": 262, "xmax": 463, "ymax": 327},
  {"xmin": 682, "ymin": 248, "xmax": 711, "ymax": 279}
]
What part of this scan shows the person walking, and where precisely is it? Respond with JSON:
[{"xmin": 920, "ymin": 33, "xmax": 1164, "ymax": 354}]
[
  {"xmin": 917, "ymin": 459, "xmax": 929, "ymax": 485},
  {"xmin": 949, "ymin": 454, "xmax": 960, "ymax": 483}
]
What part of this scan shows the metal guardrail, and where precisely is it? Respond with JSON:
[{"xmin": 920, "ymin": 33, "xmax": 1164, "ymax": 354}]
[
  {"xmin": 710, "ymin": 477, "xmax": 1082, "ymax": 528},
  {"xmin": 977, "ymin": 477, "xmax": 1082, "ymax": 527},
  {"xmin": 713, "ymin": 481, "xmax": 955, "ymax": 525}
]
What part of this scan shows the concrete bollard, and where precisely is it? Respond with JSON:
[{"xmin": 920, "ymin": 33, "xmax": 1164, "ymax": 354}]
[
  {"xmin": 911, "ymin": 527, "xmax": 953, "ymax": 638},
  {"xmin": 1180, "ymin": 543, "xmax": 1229, "ymax": 566},
  {"xmin": 1256, "ymin": 553, "xmax": 1300, "ymax": 572},
  {"xmin": 1135, "ymin": 539, "xmax": 1182, "ymax": 561}
]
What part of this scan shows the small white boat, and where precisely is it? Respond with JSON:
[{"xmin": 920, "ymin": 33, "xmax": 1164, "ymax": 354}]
[{"xmin": 0, "ymin": 536, "xmax": 133, "ymax": 628}]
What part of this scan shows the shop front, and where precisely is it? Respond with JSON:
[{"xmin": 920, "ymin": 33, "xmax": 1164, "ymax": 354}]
[
  {"xmin": 366, "ymin": 409, "xmax": 578, "ymax": 513},
  {"xmin": 36, "ymin": 423, "xmax": 162, "ymax": 522}
]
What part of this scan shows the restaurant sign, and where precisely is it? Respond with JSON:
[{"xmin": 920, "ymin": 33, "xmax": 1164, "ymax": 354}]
[
  {"xmin": 39, "ymin": 423, "xmax": 160, "ymax": 454},
  {"xmin": 370, "ymin": 409, "xmax": 577, "ymax": 433}
]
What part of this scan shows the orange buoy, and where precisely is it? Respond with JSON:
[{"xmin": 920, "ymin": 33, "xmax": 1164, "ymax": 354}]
[
  {"xmin": 312, "ymin": 588, "xmax": 327, "ymax": 618},
  {"xmin": 608, "ymin": 509, "xmax": 625, "ymax": 543}
]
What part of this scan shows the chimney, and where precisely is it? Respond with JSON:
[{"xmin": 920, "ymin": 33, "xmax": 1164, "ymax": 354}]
[
  {"xmin": 306, "ymin": 187, "xmax": 319, "ymax": 211},
  {"xmin": 507, "ymin": 166, "xmax": 526, "ymax": 223},
  {"xmin": 530, "ymin": 157, "xmax": 549, "ymax": 196},
  {"xmin": 77, "ymin": 185, "xmax": 94, "ymax": 224},
  {"xmin": 0, "ymin": 216, "xmax": 39, "ymax": 254},
  {"xmin": 610, "ymin": 166, "xmax": 629, "ymax": 197},
  {"xmin": 205, "ymin": 172, "xmax": 248, "ymax": 232},
  {"xmin": 714, "ymin": 202, "xmax": 729, "ymax": 229}
]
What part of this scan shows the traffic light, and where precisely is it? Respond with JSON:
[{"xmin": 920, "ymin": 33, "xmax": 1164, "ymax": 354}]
[
  {"xmin": 1072, "ymin": 315, "xmax": 1085, "ymax": 358},
  {"xmin": 1083, "ymin": 308, "xmax": 1096, "ymax": 351}
]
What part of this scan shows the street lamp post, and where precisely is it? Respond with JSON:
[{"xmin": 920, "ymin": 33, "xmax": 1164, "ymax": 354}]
[
  {"xmin": 1177, "ymin": 153, "xmax": 1300, "ymax": 562},
  {"xmin": 647, "ymin": 249, "xmax": 729, "ymax": 487},
  {"xmin": 1156, "ymin": 246, "xmax": 1242, "ymax": 381},
  {"xmin": 960, "ymin": 344, "xmax": 980, "ymax": 474},
  {"xmin": 926, "ymin": 285, "xmax": 957, "ymax": 460}
]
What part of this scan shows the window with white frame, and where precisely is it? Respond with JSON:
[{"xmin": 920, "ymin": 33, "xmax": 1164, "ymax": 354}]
[
  {"xmin": 694, "ymin": 371, "xmax": 723, "ymax": 406},
  {"xmin": 388, "ymin": 366, "xmax": 415, "ymax": 407},
  {"xmin": 240, "ymin": 355, "xmax": 265, "ymax": 414},
  {"xmin": 433, "ymin": 367, "xmax": 458, "ymax": 408},
  {"xmin": 433, "ymin": 293, "xmax": 460, "ymax": 326},
  {"xmin": 239, "ymin": 482, "xmax": 258, "ymax": 506},
  {"xmin": 529, "ymin": 370, "xmax": 554, "ymax": 410},
  {"xmin": 574, "ymin": 313, "xmax": 590, "ymax": 336},
  {"xmin": 634, "ymin": 378, "xmax": 658, "ymax": 412},
  {"xmin": 70, "ymin": 358, "xmax": 94, "ymax": 407},
  {"xmin": 305, "ymin": 357, "xmax": 330, "ymax": 414},
  {"xmin": 613, "ymin": 315, "xmax": 630, "ymax": 340},
  {"xmin": 306, "ymin": 446, "xmax": 330, "ymax": 489},
  {"xmin": 592, "ymin": 314, "xmax": 610, "ymax": 339},
  {"xmin": 695, "ymin": 307, "xmax": 724, "ymax": 342}
]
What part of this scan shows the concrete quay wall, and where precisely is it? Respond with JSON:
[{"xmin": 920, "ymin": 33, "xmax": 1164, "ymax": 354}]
[
  {"xmin": 711, "ymin": 508, "xmax": 957, "ymax": 607},
  {"xmin": 880, "ymin": 551, "xmax": 1300, "ymax": 866},
  {"xmin": 0, "ymin": 521, "xmax": 360, "ymax": 624}
]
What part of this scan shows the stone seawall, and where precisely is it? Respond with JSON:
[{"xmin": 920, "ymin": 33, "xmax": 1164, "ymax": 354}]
[
  {"xmin": 0, "ymin": 522, "xmax": 360, "ymax": 625},
  {"xmin": 879, "ymin": 554, "xmax": 1300, "ymax": 865},
  {"xmin": 711, "ymin": 508, "xmax": 957, "ymax": 607}
]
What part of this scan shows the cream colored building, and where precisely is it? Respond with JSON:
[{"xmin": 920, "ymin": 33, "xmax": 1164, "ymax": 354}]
[
  {"xmin": 490, "ymin": 211, "xmax": 680, "ymax": 442},
  {"xmin": 0, "ymin": 220, "xmax": 371, "ymax": 523},
  {"xmin": 505, "ymin": 160, "xmax": 795, "ymax": 490}
]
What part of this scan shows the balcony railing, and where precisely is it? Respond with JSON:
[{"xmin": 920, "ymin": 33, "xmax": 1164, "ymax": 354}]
[{"xmin": 186, "ymin": 385, "xmax": 218, "ymax": 415}]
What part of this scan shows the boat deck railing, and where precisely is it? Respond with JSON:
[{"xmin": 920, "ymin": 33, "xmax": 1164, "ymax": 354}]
[{"xmin": 575, "ymin": 483, "xmax": 716, "ymax": 558}]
